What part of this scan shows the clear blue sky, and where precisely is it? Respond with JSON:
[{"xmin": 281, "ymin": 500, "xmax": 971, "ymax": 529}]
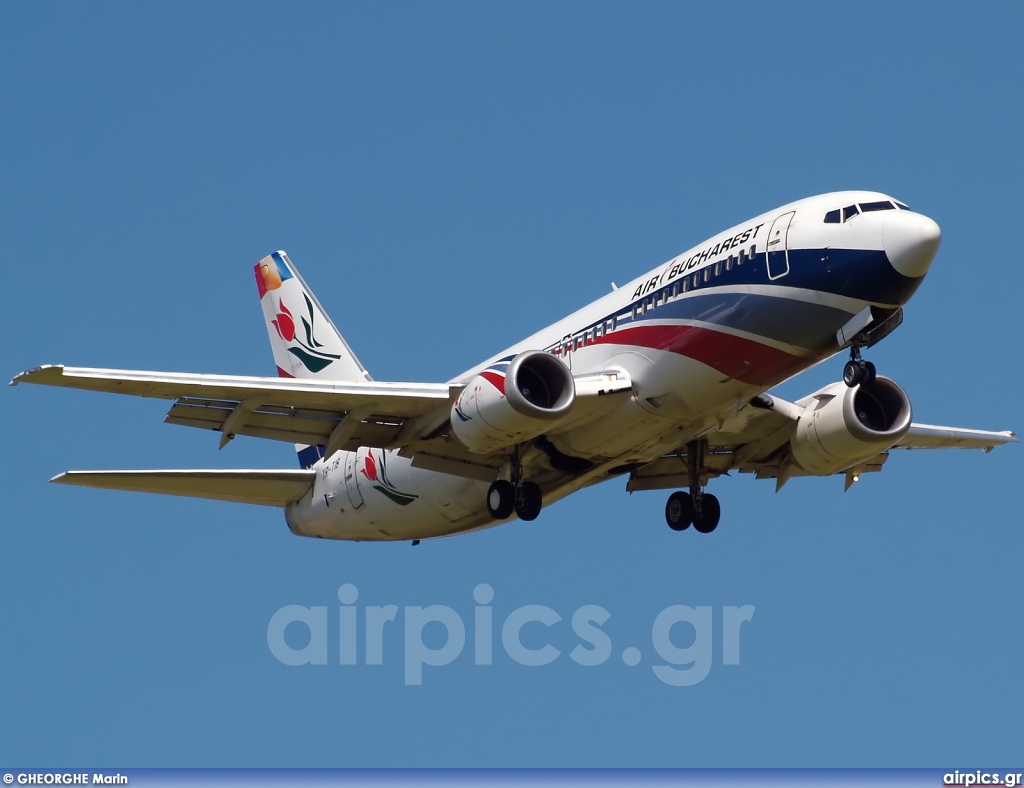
[{"xmin": 2, "ymin": 1, "xmax": 1021, "ymax": 768}]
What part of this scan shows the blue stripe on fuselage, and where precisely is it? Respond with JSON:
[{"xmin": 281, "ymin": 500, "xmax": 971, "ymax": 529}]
[
  {"xmin": 548, "ymin": 246, "xmax": 919, "ymax": 356},
  {"xmin": 647, "ymin": 291, "xmax": 854, "ymax": 351},
  {"xmin": 786, "ymin": 247, "xmax": 923, "ymax": 305},
  {"xmin": 656, "ymin": 247, "xmax": 921, "ymax": 307}
]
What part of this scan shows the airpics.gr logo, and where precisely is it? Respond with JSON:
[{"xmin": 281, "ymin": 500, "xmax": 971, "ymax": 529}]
[
  {"xmin": 256, "ymin": 253, "xmax": 340, "ymax": 373},
  {"xmin": 267, "ymin": 583, "xmax": 757, "ymax": 686},
  {"xmin": 361, "ymin": 450, "xmax": 419, "ymax": 506}
]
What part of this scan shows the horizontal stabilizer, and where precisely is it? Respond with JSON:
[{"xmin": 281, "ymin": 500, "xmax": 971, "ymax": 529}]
[{"xmin": 50, "ymin": 469, "xmax": 316, "ymax": 507}]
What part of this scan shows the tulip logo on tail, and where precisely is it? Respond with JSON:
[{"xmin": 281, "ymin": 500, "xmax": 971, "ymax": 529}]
[
  {"xmin": 256, "ymin": 254, "xmax": 340, "ymax": 374},
  {"xmin": 361, "ymin": 450, "xmax": 419, "ymax": 506},
  {"xmin": 272, "ymin": 294, "xmax": 341, "ymax": 373}
]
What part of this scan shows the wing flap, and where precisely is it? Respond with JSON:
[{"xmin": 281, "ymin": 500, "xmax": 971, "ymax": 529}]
[
  {"xmin": 164, "ymin": 399, "xmax": 404, "ymax": 449},
  {"xmin": 625, "ymin": 452, "xmax": 734, "ymax": 492},
  {"xmin": 50, "ymin": 469, "xmax": 316, "ymax": 507}
]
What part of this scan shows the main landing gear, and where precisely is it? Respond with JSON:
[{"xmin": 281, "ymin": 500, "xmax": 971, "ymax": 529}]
[
  {"xmin": 843, "ymin": 345, "xmax": 877, "ymax": 388},
  {"xmin": 664, "ymin": 439, "xmax": 721, "ymax": 534},
  {"xmin": 487, "ymin": 449, "xmax": 542, "ymax": 522}
]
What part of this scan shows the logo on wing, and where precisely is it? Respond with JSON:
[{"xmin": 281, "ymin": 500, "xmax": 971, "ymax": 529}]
[
  {"xmin": 272, "ymin": 294, "xmax": 341, "ymax": 373},
  {"xmin": 360, "ymin": 450, "xmax": 419, "ymax": 506}
]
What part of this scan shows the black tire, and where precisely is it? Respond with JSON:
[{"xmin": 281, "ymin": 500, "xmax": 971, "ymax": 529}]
[
  {"xmin": 843, "ymin": 360, "xmax": 863, "ymax": 388},
  {"xmin": 693, "ymin": 493, "xmax": 721, "ymax": 533},
  {"xmin": 665, "ymin": 491, "xmax": 693, "ymax": 531},
  {"xmin": 861, "ymin": 361, "xmax": 877, "ymax": 387},
  {"xmin": 487, "ymin": 480, "xmax": 515, "ymax": 519},
  {"xmin": 515, "ymin": 481, "xmax": 542, "ymax": 522}
]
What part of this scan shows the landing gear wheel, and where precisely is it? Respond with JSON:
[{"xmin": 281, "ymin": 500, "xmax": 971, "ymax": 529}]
[
  {"xmin": 843, "ymin": 360, "xmax": 864, "ymax": 387},
  {"xmin": 487, "ymin": 480, "xmax": 515, "ymax": 519},
  {"xmin": 693, "ymin": 493, "xmax": 721, "ymax": 533},
  {"xmin": 514, "ymin": 481, "xmax": 542, "ymax": 522},
  {"xmin": 665, "ymin": 491, "xmax": 693, "ymax": 531},
  {"xmin": 844, "ymin": 343, "xmax": 878, "ymax": 389}
]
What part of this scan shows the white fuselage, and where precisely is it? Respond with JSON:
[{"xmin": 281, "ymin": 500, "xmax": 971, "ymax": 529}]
[{"xmin": 285, "ymin": 191, "xmax": 939, "ymax": 541}]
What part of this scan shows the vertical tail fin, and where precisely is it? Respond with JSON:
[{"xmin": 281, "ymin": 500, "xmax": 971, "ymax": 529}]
[
  {"xmin": 255, "ymin": 251, "xmax": 370, "ymax": 468},
  {"xmin": 254, "ymin": 251, "xmax": 371, "ymax": 382}
]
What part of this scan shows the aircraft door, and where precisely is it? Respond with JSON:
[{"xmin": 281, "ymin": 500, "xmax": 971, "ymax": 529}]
[
  {"xmin": 766, "ymin": 211, "xmax": 795, "ymax": 280},
  {"xmin": 344, "ymin": 449, "xmax": 365, "ymax": 510}
]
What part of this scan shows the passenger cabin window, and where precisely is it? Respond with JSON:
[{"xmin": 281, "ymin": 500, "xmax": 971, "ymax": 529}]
[
  {"xmin": 860, "ymin": 200, "xmax": 896, "ymax": 213},
  {"xmin": 824, "ymin": 209, "xmax": 841, "ymax": 223},
  {"xmin": 842, "ymin": 205, "xmax": 860, "ymax": 222},
  {"xmin": 714, "ymin": 261, "xmax": 722, "ymax": 277}
]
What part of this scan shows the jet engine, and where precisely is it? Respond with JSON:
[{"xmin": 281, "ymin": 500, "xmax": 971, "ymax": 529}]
[
  {"xmin": 790, "ymin": 377, "xmax": 913, "ymax": 475},
  {"xmin": 451, "ymin": 350, "xmax": 575, "ymax": 455}
]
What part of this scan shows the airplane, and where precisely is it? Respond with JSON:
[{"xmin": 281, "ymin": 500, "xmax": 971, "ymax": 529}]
[{"xmin": 11, "ymin": 191, "xmax": 1016, "ymax": 542}]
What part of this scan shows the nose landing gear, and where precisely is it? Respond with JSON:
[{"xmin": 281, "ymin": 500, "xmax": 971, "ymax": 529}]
[{"xmin": 843, "ymin": 345, "xmax": 877, "ymax": 388}]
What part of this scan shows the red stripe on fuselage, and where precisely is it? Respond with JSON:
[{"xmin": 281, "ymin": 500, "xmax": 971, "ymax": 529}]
[
  {"xmin": 600, "ymin": 324, "xmax": 812, "ymax": 386},
  {"xmin": 480, "ymin": 370, "xmax": 506, "ymax": 394}
]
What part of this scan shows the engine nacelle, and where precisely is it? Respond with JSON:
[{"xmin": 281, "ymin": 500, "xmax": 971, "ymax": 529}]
[
  {"xmin": 790, "ymin": 376, "xmax": 913, "ymax": 476},
  {"xmin": 451, "ymin": 350, "xmax": 575, "ymax": 455}
]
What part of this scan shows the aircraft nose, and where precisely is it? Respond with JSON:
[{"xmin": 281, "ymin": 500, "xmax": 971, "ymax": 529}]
[{"xmin": 882, "ymin": 211, "xmax": 941, "ymax": 279}]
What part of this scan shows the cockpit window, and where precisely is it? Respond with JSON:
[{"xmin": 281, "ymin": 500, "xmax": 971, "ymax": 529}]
[
  {"xmin": 828, "ymin": 202, "xmax": 902, "ymax": 223},
  {"xmin": 895, "ymin": 201, "xmax": 912, "ymax": 211}
]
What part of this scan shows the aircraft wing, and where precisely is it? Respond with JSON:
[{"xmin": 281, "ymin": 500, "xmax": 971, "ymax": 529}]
[
  {"xmin": 50, "ymin": 469, "xmax": 316, "ymax": 507},
  {"xmin": 892, "ymin": 423, "xmax": 1017, "ymax": 451},
  {"xmin": 11, "ymin": 364, "xmax": 634, "ymax": 473},
  {"xmin": 627, "ymin": 394, "xmax": 1016, "ymax": 492},
  {"xmin": 11, "ymin": 365, "xmax": 455, "ymax": 455}
]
